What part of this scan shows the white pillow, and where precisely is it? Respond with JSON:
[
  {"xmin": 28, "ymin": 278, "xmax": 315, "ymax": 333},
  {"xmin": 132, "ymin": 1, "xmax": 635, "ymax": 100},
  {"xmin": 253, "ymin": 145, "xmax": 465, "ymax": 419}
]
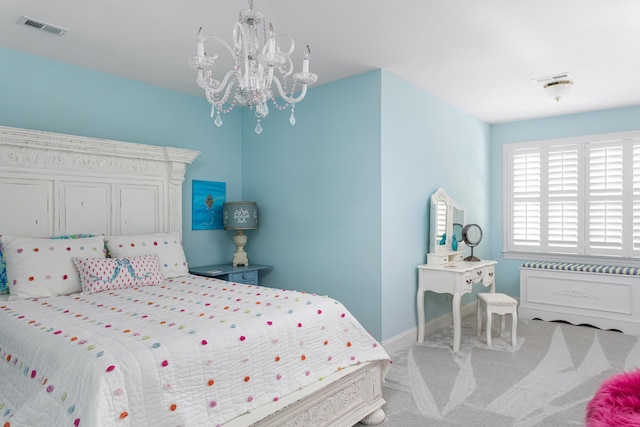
[
  {"xmin": 73, "ymin": 255, "xmax": 163, "ymax": 294},
  {"xmin": 104, "ymin": 232, "xmax": 188, "ymax": 279},
  {"xmin": 1, "ymin": 235, "xmax": 105, "ymax": 299}
]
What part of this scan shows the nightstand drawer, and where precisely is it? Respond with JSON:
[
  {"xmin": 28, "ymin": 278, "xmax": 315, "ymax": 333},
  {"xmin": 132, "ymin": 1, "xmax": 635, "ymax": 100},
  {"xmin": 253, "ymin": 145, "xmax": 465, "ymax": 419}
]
[
  {"xmin": 189, "ymin": 264, "xmax": 272, "ymax": 286},
  {"xmin": 228, "ymin": 271, "xmax": 258, "ymax": 285}
]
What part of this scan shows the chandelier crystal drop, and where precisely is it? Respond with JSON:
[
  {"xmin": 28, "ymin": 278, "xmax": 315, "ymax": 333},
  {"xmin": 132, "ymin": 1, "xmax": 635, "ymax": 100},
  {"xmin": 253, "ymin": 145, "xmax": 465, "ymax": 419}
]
[{"xmin": 189, "ymin": 0, "xmax": 318, "ymax": 134}]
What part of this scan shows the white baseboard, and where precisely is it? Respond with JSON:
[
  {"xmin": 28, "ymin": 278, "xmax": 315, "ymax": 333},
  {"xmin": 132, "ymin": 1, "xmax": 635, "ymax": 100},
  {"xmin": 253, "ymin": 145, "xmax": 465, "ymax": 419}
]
[{"xmin": 381, "ymin": 302, "xmax": 477, "ymax": 356}]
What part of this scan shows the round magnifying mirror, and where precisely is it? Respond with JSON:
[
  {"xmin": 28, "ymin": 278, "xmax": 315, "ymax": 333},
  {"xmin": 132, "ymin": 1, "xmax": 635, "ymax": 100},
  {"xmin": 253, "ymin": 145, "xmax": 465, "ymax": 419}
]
[{"xmin": 462, "ymin": 224, "xmax": 483, "ymax": 261}]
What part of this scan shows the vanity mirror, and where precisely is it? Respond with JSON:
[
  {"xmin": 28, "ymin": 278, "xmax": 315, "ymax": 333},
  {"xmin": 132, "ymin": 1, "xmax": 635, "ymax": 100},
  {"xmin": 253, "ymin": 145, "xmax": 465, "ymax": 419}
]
[
  {"xmin": 428, "ymin": 188, "xmax": 465, "ymax": 263},
  {"xmin": 452, "ymin": 206, "xmax": 464, "ymax": 245},
  {"xmin": 462, "ymin": 223, "xmax": 483, "ymax": 261}
]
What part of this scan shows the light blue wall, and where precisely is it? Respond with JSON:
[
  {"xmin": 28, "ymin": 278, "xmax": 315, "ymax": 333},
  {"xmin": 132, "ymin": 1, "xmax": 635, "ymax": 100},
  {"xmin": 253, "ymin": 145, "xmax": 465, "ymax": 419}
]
[
  {"xmin": 380, "ymin": 71, "xmax": 492, "ymax": 339},
  {"xmin": 240, "ymin": 71, "xmax": 384, "ymax": 339},
  {"xmin": 489, "ymin": 105, "xmax": 640, "ymax": 296},
  {"xmin": 0, "ymin": 47, "xmax": 242, "ymax": 267},
  {"xmin": 240, "ymin": 70, "xmax": 492, "ymax": 341}
]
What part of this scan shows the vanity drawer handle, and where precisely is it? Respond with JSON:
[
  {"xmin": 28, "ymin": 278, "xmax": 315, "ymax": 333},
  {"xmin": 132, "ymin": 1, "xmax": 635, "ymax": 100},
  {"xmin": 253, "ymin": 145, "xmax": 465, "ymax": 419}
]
[
  {"xmin": 477, "ymin": 271, "xmax": 483, "ymax": 276},
  {"xmin": 466, "ymin": 279, "xmax": 472, "ymax": 284},
  {"xmin": 488, "ymin": 272, "xmax": 494, "ymax": 277}
]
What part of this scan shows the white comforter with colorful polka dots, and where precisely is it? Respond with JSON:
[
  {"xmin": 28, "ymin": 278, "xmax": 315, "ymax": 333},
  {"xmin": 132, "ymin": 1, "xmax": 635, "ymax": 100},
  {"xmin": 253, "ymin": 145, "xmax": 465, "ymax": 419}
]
[{"xmin": 0, "ymin": 275, "xmax": 389, "ymax": 426}]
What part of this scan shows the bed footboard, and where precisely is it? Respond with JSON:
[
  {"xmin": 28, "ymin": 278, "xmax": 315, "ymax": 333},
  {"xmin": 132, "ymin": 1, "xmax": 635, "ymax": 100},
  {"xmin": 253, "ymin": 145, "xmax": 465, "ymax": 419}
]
[{"xmin": 224, "ymin": 360, "xmax": 387, "ymax": 427}]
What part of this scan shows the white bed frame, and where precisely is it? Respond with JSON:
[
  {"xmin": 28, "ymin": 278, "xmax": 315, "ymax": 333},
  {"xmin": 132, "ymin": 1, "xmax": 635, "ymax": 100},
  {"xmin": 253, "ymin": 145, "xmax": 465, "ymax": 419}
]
[{"xmin": 0, "ymin": 125, "xmax": 386, "ymax": 426}]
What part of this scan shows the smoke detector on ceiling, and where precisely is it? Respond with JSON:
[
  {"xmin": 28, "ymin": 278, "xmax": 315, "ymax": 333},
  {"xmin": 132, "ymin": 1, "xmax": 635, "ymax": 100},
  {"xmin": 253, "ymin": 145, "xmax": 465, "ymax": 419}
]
[
  {"xmin": 17, "ymin": 16, "xmax": 68, "ymax": 36},
  {"xmin": 532, "ymin": 72, "xmax": 573, "ymax": 102}
]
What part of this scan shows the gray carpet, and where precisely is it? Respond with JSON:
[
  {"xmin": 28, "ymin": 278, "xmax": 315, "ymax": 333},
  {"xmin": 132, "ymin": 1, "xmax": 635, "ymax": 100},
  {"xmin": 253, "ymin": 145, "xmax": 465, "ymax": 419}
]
[{"xmin": 372, "ymin": 318, "xmax": 640, "ymax": 426}]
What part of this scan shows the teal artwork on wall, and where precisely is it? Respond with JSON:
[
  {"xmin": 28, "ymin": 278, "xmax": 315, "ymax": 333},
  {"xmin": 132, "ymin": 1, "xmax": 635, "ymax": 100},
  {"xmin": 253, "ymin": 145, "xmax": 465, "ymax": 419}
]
[{"xmin": 192, "ymin": 180, "xmax": 226, "ymax": 230}]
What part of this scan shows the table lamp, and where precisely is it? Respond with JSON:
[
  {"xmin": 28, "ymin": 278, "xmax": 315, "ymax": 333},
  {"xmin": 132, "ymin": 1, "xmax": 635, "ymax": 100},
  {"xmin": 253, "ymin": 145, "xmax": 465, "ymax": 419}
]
[{"xmin": 222, "ymin": 201, "xmax": 258, "ymax": 266}]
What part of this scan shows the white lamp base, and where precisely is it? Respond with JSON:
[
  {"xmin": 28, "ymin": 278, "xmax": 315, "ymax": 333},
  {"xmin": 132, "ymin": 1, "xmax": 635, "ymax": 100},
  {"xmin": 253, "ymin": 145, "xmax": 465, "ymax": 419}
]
[{"xmin": 232, "ymin": 230, "xmax": 249, "ymax": 266}]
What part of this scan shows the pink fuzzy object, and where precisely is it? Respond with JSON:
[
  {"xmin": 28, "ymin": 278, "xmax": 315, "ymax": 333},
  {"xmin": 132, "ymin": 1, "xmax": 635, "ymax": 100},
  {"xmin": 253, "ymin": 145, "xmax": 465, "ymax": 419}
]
[{"xmin": 586, "ymin": 369, "xmax": 640, "ymax": 427}]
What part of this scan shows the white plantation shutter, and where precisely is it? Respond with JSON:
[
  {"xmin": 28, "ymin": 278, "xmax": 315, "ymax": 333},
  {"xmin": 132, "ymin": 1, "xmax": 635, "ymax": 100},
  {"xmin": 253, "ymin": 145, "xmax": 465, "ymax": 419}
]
[
  {"xmin": 548, "ymin": 146, "xmax": 579, "ymax": 249},
  {"xmin": 513, "ymin": 202, "xmax": 540, "ymax": 245},
  {"xmin": 588, "ymin": 144, "xmax": 623, "ymax": 253},
  {"xmin": 633, "ymin": 144, "xmax": 640, "ymax": 252},
  {"xmin": 504, "ymin": 131, "xmax": 640, "ymax": 261},
  {"xmin": 512, "ymin": 149, "xmax": 541, "ymax": 247}
]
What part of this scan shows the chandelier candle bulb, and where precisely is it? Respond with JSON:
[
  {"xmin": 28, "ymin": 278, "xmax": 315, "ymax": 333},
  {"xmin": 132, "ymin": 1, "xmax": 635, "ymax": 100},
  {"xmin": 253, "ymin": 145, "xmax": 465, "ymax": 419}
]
[
  {"xmin": 196, "ymin": 28, "xmax": 205, "ymax": 57},
  {"xmin": 303, "ymin": 46, "xmax": 310, "ymax": 73},
  {"xmin": 268, "ymin": 23, "xmax": 275, "ymax": 54}
]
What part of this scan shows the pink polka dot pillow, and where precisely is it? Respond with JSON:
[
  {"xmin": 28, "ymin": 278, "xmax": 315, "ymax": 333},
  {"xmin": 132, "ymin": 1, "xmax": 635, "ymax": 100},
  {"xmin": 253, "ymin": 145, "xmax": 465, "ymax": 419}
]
[
  {"xmin": 104, "ymin": 233, "xmax": 188, "ymax": 279},
  {"xmin": 73, "ymin": 255, "xmax": 163, "ymax": 294},
  {"xmin": 0, "ymin": 235, "xmax": 105, "ymax": 299}
]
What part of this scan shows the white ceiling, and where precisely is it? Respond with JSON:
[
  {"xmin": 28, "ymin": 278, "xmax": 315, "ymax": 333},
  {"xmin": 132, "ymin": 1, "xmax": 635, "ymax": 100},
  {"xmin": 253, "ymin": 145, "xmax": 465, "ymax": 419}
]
[{"xmin": 2, "ymin": 0, "xmax": 640, "ymax": 124}]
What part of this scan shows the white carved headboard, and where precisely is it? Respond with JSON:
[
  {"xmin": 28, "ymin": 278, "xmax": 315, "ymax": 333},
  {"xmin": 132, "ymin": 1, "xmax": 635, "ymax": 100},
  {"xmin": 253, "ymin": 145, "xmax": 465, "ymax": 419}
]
[{"xmin": 0, "ymin": 126, "xmax": 200, "ymax": 238}]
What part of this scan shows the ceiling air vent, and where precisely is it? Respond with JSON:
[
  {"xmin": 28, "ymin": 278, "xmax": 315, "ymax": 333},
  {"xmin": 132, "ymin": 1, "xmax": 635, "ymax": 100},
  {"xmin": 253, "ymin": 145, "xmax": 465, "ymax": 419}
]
[{"xmin": 17, "ymin": 16, "xmax": 68, "ymax": 36}]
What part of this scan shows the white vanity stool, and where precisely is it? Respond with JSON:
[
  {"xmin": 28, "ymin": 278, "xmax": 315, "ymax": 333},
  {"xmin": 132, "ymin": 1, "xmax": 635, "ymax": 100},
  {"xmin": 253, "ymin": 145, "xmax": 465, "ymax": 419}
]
[{"xmin": 476, "ymin": 293, "xmax": 518, "ymax": 347}]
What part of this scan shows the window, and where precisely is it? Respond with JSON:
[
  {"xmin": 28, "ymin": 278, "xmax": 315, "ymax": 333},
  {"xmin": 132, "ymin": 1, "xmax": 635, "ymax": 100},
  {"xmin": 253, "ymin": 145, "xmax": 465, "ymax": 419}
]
[{"xmin": 503, "ymin": 131, "xmax": 640, "ymax": 264}]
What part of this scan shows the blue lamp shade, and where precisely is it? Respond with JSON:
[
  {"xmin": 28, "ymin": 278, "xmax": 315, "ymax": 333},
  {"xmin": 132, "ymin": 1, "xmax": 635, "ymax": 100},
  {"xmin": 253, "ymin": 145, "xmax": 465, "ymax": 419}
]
[{"xmin": 223, "ymin": 202, "xmax": 258, "ymax": 230}]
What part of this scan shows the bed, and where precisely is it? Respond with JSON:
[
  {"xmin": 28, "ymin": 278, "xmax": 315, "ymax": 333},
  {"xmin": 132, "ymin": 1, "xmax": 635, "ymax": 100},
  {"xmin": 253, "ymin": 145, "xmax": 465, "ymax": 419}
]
[{"xmin": 0, "ymin": 125, "xmax": 389, "ymax": 427}]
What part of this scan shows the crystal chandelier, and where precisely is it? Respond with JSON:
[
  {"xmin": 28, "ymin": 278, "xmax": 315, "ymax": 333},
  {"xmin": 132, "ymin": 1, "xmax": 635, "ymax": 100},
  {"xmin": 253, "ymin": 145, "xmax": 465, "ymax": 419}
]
[{"xmin": 189, "ymin": 0, "xmax": 318, "ymax": 134}]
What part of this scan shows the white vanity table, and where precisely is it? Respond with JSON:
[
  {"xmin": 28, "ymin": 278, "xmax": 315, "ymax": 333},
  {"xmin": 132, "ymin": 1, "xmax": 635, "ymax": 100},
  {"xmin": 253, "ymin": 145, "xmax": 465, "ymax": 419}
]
[
  {"xmin": 417, "ymin": 258, "xmax": 496, "ymax": 352},
  {"xmin": 417, "ymin": 189, "xmax": 497, "ymax": 352}
]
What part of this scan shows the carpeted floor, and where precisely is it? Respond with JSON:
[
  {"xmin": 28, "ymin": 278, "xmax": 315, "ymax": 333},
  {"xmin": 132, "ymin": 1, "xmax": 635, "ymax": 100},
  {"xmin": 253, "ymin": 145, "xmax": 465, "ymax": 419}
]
[{"xmin": 371, "ymin": 318, "xmax": 640, "ymax": 426}]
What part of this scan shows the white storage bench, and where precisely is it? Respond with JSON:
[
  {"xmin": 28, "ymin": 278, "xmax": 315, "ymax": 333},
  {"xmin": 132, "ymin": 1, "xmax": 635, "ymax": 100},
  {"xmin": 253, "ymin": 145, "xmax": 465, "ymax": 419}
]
[{"xmin": 519, "ymin": 261, "xmax": 640, "ymax": 335}]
